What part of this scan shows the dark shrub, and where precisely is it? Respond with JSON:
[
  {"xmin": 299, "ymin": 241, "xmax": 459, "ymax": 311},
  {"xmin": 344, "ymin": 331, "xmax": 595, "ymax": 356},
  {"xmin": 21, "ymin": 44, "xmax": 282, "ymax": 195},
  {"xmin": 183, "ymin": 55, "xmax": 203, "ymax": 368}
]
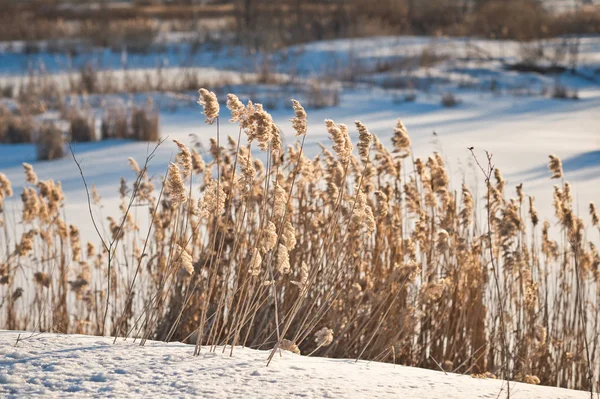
[
  {"xmin": 131, "ymin": 107, "xmax": 160, "ymax": 142},
  {"xmin": 36, "ymin": 124, "xmax": 65, "ymax": 161},
  {"xmin": 69, "ymin": 114, "xmax": 96, "ymax": 142}
]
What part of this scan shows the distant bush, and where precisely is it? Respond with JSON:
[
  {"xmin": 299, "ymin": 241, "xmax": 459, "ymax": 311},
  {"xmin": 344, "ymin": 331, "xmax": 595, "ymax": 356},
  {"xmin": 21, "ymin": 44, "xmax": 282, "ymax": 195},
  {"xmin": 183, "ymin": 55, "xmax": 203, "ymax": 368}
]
[
  {"xmin": 1, "ymin": 84, "xmax": 14, "ymax": 99},
  {"xmin": 392, "ymin": 92, "xmax": 418, "ymax": 104},
  {"xmin": 78, "ymin": 65, "xmax": 98, "ymax": 94},
  {"xmin": 81, "ymin": 18, "xmax": 160, "ymax": 53},
  {"xmin": 100, "ymin": 101, "xmax": 160, "ymax": 142},
  {"xmin": 441, "ymin": 92, "xmax": 460, "ymax": 107},
  {"xmin": 131, "ymin": 106, "xmax": 160, "ymax": 142},
  {"xmin": 470, "ymin": 0, "xmax": 549, "ymax": 41},
  {"xmin": 36, "ymin": 123, "xmax": 65, "ymax": 161},
  {"xmin": 305, "ymin": 80, "xmax": 341, "ymax": 109},
  {"xmin": 69, "ymin": 113, "xmax": 97, "ymax": 142},
  {"xmin": 0, "ymin": 111, "xmax": 36, "ymax": 144},
  {"xmin": 404, "ymin": 92, "xmax": 417, "ymax": 102},
  {"xmin": 551, "ymin": 83, "xmax": 579, "ymax": 100},
  {"xmin": 553, "ymin": 6, "xmax": 600, "ymax": 36},
  {"xmin": 101, "ymin": 107, "xmax": 129, "ymax": 140}
]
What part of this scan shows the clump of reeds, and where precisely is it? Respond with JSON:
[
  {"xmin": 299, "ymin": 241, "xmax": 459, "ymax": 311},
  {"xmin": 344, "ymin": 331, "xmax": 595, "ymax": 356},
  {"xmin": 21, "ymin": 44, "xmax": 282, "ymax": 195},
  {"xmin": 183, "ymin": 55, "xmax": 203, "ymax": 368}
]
[
  {"xmin": 100, "ymin": 99, "xmax": 160, "ymax": 142},
  {"xmin": 0, "ymin": 108, "xmax": 36, "ymax": 144},
  {"xmin": 1, "ymin": 89, "xmax": 599, "ymax": 394},
  {"xmin": 68, "ymin": 111, "xmax": 97, "ymax": 143},
  {"xmin": 36, "ymin": 123, "xmax": 65, "ymax": 160},
  {"xmin": 131, "ymin": 103, "xmax": 160, "ymax": 142}
]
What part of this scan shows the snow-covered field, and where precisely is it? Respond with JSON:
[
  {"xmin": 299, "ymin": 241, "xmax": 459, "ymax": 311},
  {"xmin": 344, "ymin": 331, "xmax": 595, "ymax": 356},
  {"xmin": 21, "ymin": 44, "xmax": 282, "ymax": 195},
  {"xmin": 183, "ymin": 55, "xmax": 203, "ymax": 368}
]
[{"xmin": 0, "ymin": 331, "xmax": 588, "ymax": 398}]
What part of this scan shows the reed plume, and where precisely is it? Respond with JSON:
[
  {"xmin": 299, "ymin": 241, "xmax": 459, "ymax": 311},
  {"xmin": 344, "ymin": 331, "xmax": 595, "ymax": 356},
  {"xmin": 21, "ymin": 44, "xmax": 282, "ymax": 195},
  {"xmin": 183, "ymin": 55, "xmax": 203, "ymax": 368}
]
[{"xmin": 197, "ymin": 88, "xmax": 220, "ymax": 124}]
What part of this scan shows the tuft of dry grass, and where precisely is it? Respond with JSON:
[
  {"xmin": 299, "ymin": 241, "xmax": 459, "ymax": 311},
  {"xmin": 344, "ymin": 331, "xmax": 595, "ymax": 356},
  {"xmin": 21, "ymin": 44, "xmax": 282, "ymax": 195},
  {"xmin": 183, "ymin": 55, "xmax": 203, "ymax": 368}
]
[
  {"xmin": 100, "ymin": 100, "xmax": 160, "ymax": 142},
  {"xmin": 305, "ymin": 80, "xmax": 341, "ymax": 109},
  {"xmin": 131, "ymin": 105, "xmax": 160, "ymax": 142},
  {"xmin": 36, "ymin": 123, "xmax": 65, "ymax": 161},
  {"xmin": 101, "ymin": 105, "xmax": 129, "ymax": 140},
  {"xmin": 0, "ymin": 95, "xmax": 159, "ymax": 145},
  {"xmin": 1, "ymin": 89, "xmax": 599, "ymax": 394},
  {"xmin": 69, "ymin": 112, "xmax": 97, "ymax": 143},
  {"xmin": 0, "ymin": 110, "xmax": 36, "ymax": 144}
]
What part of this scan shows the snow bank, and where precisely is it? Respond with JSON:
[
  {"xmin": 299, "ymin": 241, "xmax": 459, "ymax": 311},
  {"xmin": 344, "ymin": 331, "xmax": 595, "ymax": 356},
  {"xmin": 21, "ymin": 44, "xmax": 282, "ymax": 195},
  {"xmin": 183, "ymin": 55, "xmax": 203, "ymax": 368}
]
[{"xmin": 0, "ymin": 331, "xmax": 588, "ymax": 398}]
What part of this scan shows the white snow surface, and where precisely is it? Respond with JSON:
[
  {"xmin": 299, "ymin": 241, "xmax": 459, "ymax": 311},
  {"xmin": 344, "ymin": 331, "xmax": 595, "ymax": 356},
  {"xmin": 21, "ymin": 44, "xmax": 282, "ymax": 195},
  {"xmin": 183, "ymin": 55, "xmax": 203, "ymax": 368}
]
[{"xmin": 0, "ymin": 331, "xmax": 588, "ymax": 399}]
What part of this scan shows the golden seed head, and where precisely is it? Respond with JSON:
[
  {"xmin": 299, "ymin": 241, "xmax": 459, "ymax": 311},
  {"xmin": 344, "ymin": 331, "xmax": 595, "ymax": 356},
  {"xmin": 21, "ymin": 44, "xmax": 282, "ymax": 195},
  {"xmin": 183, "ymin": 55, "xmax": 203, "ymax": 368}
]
[
  {"xmin": 325, "ymin": 119, "xmax": 352, "ymax": 161},
  {"xmin": 290, "ymin": 99, "xmax": 307, "ymax": 136},
  {"xmin": 273, "ymin": 180, "xmax": 287, "ymax": 221},
  {"xmin": 201, "ymin": 179, "xmax": 226, "ymax": 216},
  {"xmin": 173, "ymin": 139, "xmax": 192, "ymax": 176},
  {"xmin": 91, "ymin": 184, "xmax": 101, "ymax": 205},
  {"xmin": 248, "ymin": 104, "xmax": 277, "ymax": 152},
  {"xmin": 291, "ymin": 261, "xmax": 309, "ymax": 289},
  {"xmin": 167, "ymin": 162, "xmax": 187, "ymax": 206},
  {"xmin": 18, "ymin": 229, "xmax": 37, "ymax": 257},
  {"xmin": 262, "ymin": 221, "xmax": 278, "ymax": 252},
  {"xmin": 590, "ymin": 202, "xmax": 599, "ymax": 226},
  {"xmin": 280, "ymin": 339, "xmax": 301, "ymax": 355},
  {"xmin": 86, "ymin": 242, "xmax": 96, "ymax": 258},
  {"xmin": 314, "ymin": 327, "xmax": 334, "ymax": 347},
  {"xmin": 22, "ymin": 163, "xmax": 38, "ymax": 184},
  {"xmin": 0, "ymin": 173, "xmax": 13, "ymax": 198},
  {"xmin": 249, "ymin": 248, "xmax": 262, "ymax": 276},
  {"xmin": 34, "ymin": 272, "xmax": 50, "ymax": 288},
  {"xmin": 529, "ymin": 196, "xmax": 539, "ymax": 226},
  {"xmin": 174, "ymin": 244, "xmax": 194, "ymax": 276},
  {"xmin": 128, "ymin": 157, "xmax": 141, "ymax": 175},
  {"xmin": 392, "ymin": 119, "xmax": 411, "ymax": 158},
  {"xmin": 548, "ymin": 154, "xmax": 563, "ymax": 179},
  {"xmin": 191, "ymin": 149, "xmax": 205, "ymax": 175},
  {"xmin": 355, "ymin": 120, "xmax": 372, "ymax": 162},
  {"xmin": 227, "ymin": 93, "xmax": 246, "ymax": 124},
  {"xmin": 276, "ymin": 243, "xmax": 291, "ymax": 274},
  {"xmin": 197, "ymin": 88, "xmax": 220, "ymax": 124},
  {"xmin": 282, "ymin": 221, "xmax": 296, "ymax": 251}
]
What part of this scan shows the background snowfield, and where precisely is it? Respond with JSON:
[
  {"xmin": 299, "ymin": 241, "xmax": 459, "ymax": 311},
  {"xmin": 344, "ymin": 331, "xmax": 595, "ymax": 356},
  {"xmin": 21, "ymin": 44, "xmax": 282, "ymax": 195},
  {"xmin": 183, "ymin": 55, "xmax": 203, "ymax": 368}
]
[{"xmin": 0, "ymin": 331, "xmax": 589, "ymax": 398}]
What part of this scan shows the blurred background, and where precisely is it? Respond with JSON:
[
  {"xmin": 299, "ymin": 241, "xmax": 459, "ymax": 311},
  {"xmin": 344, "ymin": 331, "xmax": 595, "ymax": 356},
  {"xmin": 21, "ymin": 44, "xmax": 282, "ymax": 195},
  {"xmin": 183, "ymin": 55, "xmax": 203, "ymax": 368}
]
[{"xmin": 0, "ymin": 0, "xmax": 598, "ymax": 222}]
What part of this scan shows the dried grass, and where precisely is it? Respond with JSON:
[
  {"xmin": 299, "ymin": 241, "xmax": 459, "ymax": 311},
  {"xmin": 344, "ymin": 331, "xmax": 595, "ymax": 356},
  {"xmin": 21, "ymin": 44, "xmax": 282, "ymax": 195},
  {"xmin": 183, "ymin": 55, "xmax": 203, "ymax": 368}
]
[
  {"xmin": 131, "ymin": 105, "xmax": 160, "ymax": 142},
  {"xmin": 36, "ymin": 123, "xmax": 65, "ymax": 161},
  {"xmin": 1, "ymin": 91, "xmax": 599, "ymax": 393},
  {"xmin": 69, "ymin": 112, "xmax": 97, "ymax": 143},
  {"xmin": 0, "ymin": 112, "xmax": 36, "ymax": 144},
  {"xmin": 100, "ymin": 101, "xmax": 160, "ymax": 142}
]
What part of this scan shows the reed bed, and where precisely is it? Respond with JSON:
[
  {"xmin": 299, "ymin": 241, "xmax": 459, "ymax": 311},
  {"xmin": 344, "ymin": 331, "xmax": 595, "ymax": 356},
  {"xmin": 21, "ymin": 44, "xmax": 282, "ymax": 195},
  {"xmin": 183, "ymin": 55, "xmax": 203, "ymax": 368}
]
[
  {"xmin": 0, "ymin": 66, "xmax": 252, "ymax": 100},
  {"xmin": 0, "ymin": 89, "xmax": 598, "ymax": 393}
]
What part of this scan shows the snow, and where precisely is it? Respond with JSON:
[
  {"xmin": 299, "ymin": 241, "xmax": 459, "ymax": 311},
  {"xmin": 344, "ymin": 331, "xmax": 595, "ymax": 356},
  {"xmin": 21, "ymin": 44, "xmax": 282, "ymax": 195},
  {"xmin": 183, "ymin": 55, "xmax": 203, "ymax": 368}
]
[
  {"xmin": 2, "ymin": 35, "xmax": 599, "ymax": 78},
  {"xmin": 0, "ymin": 331, "xmax": 588, "ymax": 398}
]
